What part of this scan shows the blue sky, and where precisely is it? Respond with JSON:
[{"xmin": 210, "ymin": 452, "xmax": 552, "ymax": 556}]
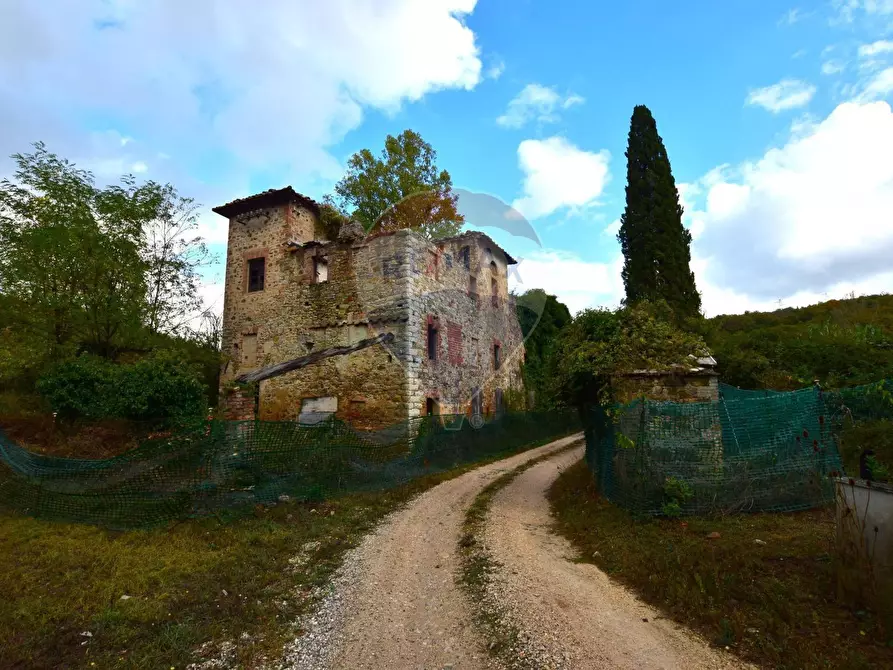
[{"xmin": 2, "ymin": 0, "xmax": 893, "ymax": 317}]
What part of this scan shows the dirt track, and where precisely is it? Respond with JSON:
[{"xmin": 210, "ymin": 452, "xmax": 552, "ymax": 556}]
[
  {"xmin": 292, "ymin": 436, "xmax": 750, "ymax": 669},
  {"xmin": 484, "ymin": 445, "xmax": 749, "ymax": 670},
  {"xmin": 322, "ymin": 434, "xmax": 583, "ymax": 670}
]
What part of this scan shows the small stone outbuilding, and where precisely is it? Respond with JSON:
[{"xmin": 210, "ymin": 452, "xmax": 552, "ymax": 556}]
[{"xmin": 612, "ymin": 355, "xmax": 720, "ymax": 405}]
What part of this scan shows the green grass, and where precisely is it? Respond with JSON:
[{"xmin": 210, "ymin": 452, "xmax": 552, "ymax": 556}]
[
  {"xmin": 548, "ymin": 459, "xmax": 893, "ymax": 670},
  {"xmin": 1, "ymin": 430, "xmax": 580, "ymax": 670}
]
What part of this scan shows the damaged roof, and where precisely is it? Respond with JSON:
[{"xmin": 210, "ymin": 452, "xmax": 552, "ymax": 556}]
[
  {"xmin": 213, "ymin": 186, "xmax": 321, "ymax": 219},
  {"xmin": 438, "ymin": 230, "xmax": 518, "ymax": 265}
]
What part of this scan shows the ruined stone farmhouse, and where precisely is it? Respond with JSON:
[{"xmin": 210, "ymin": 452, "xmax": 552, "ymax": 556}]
[{"xmin": 215, "ymin": 187, "xmax": 525, "ymax": 428}]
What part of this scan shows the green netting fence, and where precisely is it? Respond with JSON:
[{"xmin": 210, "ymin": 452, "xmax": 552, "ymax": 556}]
[
  {"xmin": 585, "ymin": 380, "xmax": 893, "ymax": 516},
  {"xmin": 0, "ymin": 410, "xmax": 581, "ymax": 529}
]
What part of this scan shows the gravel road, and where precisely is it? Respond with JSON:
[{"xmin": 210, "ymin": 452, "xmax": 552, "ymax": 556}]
[
  {"xmin": 282, "ymin": 434, "xmax": 583, "ymax": 670},
  {"xmin": 483, "ymin": 445, "xmax": 752, "ymax": 670}
]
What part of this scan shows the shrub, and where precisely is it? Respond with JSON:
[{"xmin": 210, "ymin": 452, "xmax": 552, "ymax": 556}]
[
  {"xmin": 111, "ymin": 352, "xmax": 206, "ymax": 423},
  {"xmin": 36, "ymin": 355, "xmax": 114, "ymax": 421},
  {"xmin": 37, "ymin": 353, "xmax": 207, "ymax": 425}
]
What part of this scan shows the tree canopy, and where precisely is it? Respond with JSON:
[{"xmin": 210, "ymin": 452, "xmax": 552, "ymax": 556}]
[
  {"xmin": 0, "ymin": 143, "xmax": 218, "ymax": 404},
  {"xmin": 333, "ymin": 129, "xmax": 464, "ymax": 239},
  {"xmin": 515, "ymin": 289, "xmax": 573, "ymax": 409},
  {"xmin": 551, "ymin": 300, "xmax": 708, "ymax": 408},
  {"xmin": 698, "ymin": 293, "xmax": 893, "ymax": 390},
  {"xmin": 618, "ymin": 105, "xmax": 701, "ymax": 319}
]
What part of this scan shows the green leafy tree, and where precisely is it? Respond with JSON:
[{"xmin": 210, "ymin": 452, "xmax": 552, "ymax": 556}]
[
  {"xmin": 0, "ymin": 144, "xmax": 146, "ymax": 357},
  {"xmin": 0, "ymin": 143, "xmax": 211, "ymax": 362},
  {"xmin": 618, "ymin": 105, "xmax": 701, "ymax": 319},
  {"xmin": 552, "ymin": 300, "xmax": 708, "ymax": 408},
  {"xmin": 334, "ymin": 129, "xmax": 464, "ymax": 239},
  {"xmin": 700, "ymin": 293, "xmax": 893, "ymax": 389},
  {"xmin": 143, "ymin": 185, "xmax": 214, "ymax": 336},
  {"xmin": 515, "ymin": 289, "xmax": 573, "ymax": 409}
]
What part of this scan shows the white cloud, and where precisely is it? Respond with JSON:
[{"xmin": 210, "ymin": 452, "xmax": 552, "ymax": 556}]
[
  {"xmin": 485, "ymin": 58, "xmax": 505, "ymax": 80},
  {"xmin": 856, "ymin": 67, "xmax": 893, "ymax": 100},
  {"xmin": 792, "ymin": 49, "xmax": 808, "ymax": 59},
  {"xmin": 779, "ymin": 8, "xmax": 803, "ymax": 25},
  {"xmin": 512, "ymin": 137, "xmax": 610, "ymax": 219},
  {"xmin": 859, "ymin": 40, "xmax": 893, "ymax": 57},
  {"xmin": 822, "ymin": 60, "xmax": 846, "ymax": 75},
  {"xmin": 832, "ymin": 0, "xmax": 893, "ymax": 24},
  {"xmin": 496, "ymin": 84, "xmax": 584, "ymax": 129},
  {"xmin": 746, "ymin": 79, "xmax": 817, "ymax": 112},
  {"xmin": 0, "ymin": 1, "xmax": 483, "ymax": 180},
  {"xmin": 603, "ymin": 219, "xmax": 620, "ymax": 237},
  {"xmin": 689, "ymin": 101, "xmax": 893, "ymax": 308},
  {"xmin": 0, "ymin": 0, "xmax": 486, "ymax": 316},
  {"xmin": 509, "ymin": 249, "xmax": 624, "ymax": 315}
]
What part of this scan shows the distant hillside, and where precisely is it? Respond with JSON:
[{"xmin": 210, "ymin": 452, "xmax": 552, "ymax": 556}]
[{"xmin": 700, "ymin": 293, "xmax": 893, "ymax": 390}]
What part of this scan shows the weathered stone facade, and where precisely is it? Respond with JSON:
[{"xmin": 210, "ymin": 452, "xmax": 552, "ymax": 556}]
[
  {"xmin": 216, "ymin": 187, "xmax": 524, "ymax": 428},
  {"xmin": 613, "ymin": 370, "xmax": 720, "ymax": 405}
]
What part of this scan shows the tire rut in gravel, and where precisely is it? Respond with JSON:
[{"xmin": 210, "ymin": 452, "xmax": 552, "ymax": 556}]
[
  {"xmin": 482, "ymin": 445, "xmax": 754, "ymax": 670},
  {"xmin": 280, "ymin": 433, "xmax": 583, "ymax": 670}
]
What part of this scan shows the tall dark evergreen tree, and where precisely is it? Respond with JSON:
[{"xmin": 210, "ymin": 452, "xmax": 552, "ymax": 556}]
[{"xmin": 617, "ymin": 105, "xmax": 701, "ymax": 318}]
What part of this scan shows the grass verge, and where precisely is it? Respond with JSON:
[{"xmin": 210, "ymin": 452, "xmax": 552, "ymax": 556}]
[
  {"xmin": 457, "ymin": 437, "xmax": 583, "ymax": 668},
  {"xmin": 0, "ymin": 430, "xmax": 580, "ymax": 670},
  {"xmin": 548, "ymin": 459, "xmax": 893, "ymax": 670}
]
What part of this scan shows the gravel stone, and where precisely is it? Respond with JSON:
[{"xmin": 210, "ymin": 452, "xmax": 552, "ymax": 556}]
[{"xmin": 275, "ymin": 435, "xmax": 582, "ymax": 669}]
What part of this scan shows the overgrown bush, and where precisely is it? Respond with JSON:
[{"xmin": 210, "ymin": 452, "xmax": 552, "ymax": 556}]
[
  {"xmin": 35, "ymin": 355, "xmax": 113, "ymax": 421},
  {"xmin": 37, "ymin": 353, "xmax": 207, "ymax": 425}
]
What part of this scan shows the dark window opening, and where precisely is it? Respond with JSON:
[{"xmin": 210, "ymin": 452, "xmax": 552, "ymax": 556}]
[
  {"xmin": 493, "ymin": 343, "xmax": 501, "ymax": 370},
  {"xmin": 426, "ymin": 397, "xmax": 439, "ymax": 416},
  {"xmin": 248, "ymin": 257, "xmax": 266, "ymax": 292},
  {"xmin": 495, "ymin": 388, "xmax": 504, "ymax": 416},
  {"xmin": 427, "ymin": 322, "xmax": 438, "ymax": 361},
  {"xmin": 459, "ymin": 245, "xmax": 470, "ymax": 270},
  {"xmin": 491, "ymin": 276, "xmax": 498, "ymax": 307},
  {"xmin": 469, "ymin": 276, "xmax": 478, "ymax": 302}
]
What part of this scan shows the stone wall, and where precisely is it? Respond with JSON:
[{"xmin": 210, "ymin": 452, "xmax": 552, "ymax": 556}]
[
  {"xmin": 220, "ymin": 204, "xmax": 410, "ymax": 429},
  {"xmin": 613, "ymin": 371, "xmax": 720, "ymax": 405},
  {"xmin": 405, "ymin": 231, "xmax": 524, "ymax": 418},
  {"xmin": 219, "ymin": 200, "xmax": 525, "ymax": 428}
]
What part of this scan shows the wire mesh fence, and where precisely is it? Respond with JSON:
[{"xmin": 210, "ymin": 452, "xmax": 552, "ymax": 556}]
[
  {"xmin": 0, "ymin": 410, "xmax": 581, "ymax": 529},
  {"xmin": 584, "ymin": 381, "xmax": 893, "ymax": 516}
]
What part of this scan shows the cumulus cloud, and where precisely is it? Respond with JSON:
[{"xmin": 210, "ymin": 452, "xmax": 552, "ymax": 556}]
[
  {"xmin": 496, "ymin": 84, "xmax": 584, "ymax": 129},
  {"xmin": 511, "ymin": 137, "xmax": 610, "ymax": 219},
  {"xmin": 0, "ymin": 0, "xmax": 483, "ymax": 181},
  {"xmin": 859, "ymin": 40, "xmax": 893, "ymax": 57},
  {"xmin": 508, "ymin": 249, "xmax": 624, "ymax": 315},
  {"xmin": 0, "ymin": 0, "xmax": 487, "ymax": 316},
  {"xmin": 746, "ymin": 79, "xmax": 817, "ymax": 112},
  {"xmin": 689, "ymin": 101, "xmax": 893, "ymax": 307},
  {"xmin": 821, "ymin": 60, "xmax": 846, "ymax": 75}
]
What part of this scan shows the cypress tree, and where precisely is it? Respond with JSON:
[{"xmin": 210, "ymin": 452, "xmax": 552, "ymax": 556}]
[{"xmin": 617, "ymin": 105, "xmax": 701, "ymax": 318}]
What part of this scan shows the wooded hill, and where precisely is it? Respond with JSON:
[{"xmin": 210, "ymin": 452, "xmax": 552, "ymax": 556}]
[{"xmin": 700, "ymin": 293, "xmax": 893, "ymax": 390}]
